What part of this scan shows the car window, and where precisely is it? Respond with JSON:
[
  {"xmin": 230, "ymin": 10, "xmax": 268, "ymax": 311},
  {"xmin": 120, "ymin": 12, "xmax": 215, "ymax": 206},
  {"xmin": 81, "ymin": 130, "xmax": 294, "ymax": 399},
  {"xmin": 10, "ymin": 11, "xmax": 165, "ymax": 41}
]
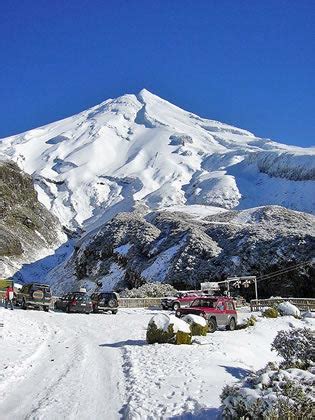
[
  {"xmin": 216, "ymin": 301, "xmax": 225, "ymax": 310},
  {"xmin": 204, "ymin": 299, "xmax": 215, "ymax": 308},
  {"xmin": 226, "ymin": 302, "xmax": 234, "ymax": 310},
  {"xmin": 190, "ymin": 299, "xmax": 201, "ymax": 307}
]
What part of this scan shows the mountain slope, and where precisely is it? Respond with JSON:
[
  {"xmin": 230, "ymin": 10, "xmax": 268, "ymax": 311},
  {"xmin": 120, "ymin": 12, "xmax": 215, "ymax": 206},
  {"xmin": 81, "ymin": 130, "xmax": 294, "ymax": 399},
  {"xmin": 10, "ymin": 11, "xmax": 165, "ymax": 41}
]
[
  {"xmin": 1, "ymin": 89, "xmax": 314, "ymax": 233},
  {"xmin": 0, "ymin": 160, "xmax": 67, "ymax": 277},
  {"xmin": 47, "ymin": 205, "xmax": 315, "ymax": 297}
]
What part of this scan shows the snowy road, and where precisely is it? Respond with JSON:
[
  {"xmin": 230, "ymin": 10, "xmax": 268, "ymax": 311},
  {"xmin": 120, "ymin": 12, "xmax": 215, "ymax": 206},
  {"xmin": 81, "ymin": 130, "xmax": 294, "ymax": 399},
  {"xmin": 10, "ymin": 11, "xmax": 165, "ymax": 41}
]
[{"xmin": 0, "ymin": 306, "xmax": 312, "ymax": 419}]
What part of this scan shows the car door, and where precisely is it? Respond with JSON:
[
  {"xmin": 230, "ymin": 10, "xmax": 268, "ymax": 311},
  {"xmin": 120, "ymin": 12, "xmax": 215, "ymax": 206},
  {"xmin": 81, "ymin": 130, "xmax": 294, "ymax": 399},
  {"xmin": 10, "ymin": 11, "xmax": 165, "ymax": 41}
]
[
  {"xmin": 214, "ymin": 300, "xmax": 226, "ymax": 327},
  {"xmin": 60, "ymin": 294, "xmax": 70, "ymax": 310}
]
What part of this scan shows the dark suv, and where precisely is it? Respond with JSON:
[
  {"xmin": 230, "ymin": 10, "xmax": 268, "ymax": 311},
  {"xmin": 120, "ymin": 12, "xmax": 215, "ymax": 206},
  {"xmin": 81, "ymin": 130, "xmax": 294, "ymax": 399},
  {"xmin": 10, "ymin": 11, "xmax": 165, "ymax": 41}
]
[
  {"xmin": 16, "ymin": 283, "xmax": 52, "ymax": 311},
  {"xmin": 91, "ymin": 292, "xmax": 119, "ymax": 314},
  {"xmin": 54, "ymin": 292, "xmax": 93, "ymax": 314}
]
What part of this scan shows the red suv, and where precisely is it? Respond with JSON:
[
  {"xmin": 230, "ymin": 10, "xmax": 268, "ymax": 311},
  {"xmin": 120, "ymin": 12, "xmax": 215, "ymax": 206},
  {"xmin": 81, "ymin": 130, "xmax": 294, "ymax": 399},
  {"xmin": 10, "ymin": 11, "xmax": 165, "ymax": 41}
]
[
  {"xmin": 175, "ymin": 296, "xmax": 237, "ymax": 333},
  {"xmin": 161, "ymin": 291, "xmax": 206, "ymax": 311}
]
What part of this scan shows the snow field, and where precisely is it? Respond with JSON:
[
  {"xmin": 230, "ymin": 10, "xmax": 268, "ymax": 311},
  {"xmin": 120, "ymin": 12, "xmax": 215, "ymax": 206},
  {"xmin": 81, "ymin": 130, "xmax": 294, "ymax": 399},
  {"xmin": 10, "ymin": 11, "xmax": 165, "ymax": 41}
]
[{"xmin": 1, "ymin": 306, "xmax": 313, "ymax": 419}]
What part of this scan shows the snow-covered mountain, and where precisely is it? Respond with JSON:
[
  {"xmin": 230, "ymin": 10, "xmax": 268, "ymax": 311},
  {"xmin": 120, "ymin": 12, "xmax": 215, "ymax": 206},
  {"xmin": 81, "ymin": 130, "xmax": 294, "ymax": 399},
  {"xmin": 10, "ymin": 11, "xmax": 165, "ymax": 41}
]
[{"xmin": 1, "ymin": 89, "xmax": 314, "ymax": 234}]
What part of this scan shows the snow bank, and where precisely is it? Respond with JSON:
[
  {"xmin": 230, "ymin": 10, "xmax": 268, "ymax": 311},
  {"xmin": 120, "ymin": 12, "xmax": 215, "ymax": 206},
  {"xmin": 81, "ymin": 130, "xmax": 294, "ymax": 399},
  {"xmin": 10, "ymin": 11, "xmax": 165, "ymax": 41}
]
[{"xmin": 278, "ymin": 301, "xmax": 301, "ymax": 317}]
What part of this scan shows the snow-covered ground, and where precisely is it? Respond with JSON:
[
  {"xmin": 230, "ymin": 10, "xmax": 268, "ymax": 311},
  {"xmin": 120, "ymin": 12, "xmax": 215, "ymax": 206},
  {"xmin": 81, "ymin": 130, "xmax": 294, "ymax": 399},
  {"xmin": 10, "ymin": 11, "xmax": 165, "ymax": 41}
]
[{"xmin": 0, "ymin": 306, "xmax": 313, "ymax": 419}]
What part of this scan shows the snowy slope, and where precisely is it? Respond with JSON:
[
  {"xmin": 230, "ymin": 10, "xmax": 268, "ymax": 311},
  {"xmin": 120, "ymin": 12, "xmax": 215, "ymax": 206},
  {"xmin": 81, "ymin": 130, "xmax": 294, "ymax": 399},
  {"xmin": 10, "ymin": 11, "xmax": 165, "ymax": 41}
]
[{"xmin": 1, "ymin": 89, "xmax": 314, "ymax": 232}]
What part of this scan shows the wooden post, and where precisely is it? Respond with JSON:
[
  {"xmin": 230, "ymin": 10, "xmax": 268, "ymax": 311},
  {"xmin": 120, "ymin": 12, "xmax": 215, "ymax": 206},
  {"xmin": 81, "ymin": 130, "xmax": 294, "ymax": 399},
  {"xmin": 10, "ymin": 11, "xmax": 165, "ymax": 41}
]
[{"xmin": 254, "ymin": 277, "xmax": 258, "ymax": 301}]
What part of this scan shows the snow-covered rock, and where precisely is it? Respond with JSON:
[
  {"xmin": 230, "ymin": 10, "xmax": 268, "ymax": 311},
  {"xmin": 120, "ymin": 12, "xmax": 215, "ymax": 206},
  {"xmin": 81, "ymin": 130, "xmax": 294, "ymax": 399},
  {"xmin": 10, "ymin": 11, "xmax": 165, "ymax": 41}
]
[
  {"xmin": 278, "ymin": 301, "xmax": 301, "ymax": 317},
  {"xmin": 49, "ymin": 205, "xmax": 314, "ymax": 297},
  {"xmin": 0, "ymin": 160, "xmax": 67, "ymax": 278}
]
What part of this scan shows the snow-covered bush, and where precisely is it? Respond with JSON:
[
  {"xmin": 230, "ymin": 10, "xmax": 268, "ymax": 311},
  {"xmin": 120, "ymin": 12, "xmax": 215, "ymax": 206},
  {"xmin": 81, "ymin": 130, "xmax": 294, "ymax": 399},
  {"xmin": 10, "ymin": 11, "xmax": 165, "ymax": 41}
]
[
  {"xmin": 262, "ymin": 307, "xmax": 279, "ymax": 318},
  {"xmin": 182, "ymin": 314, "xmax": 208, "ymax": 336},
  {"xmin": 271, "ymin": 327, "xmax": 314, "ymax": 369},
  {"xmin": 237, "ymin": 315, "xmax": 257, "ymax": 330},
  {"xmin": 146, "ymin": 314, "xmax": 191, "ymax": 345},
  {"xmin": 277, "ymin": 301, "xmax": 301, "ymax": 318},
  {"xmin": 120, "ymin": 283, "xmax": 177, "ymax": 298},
  {"xmin": 220, "ymin": 363, "xmax": 315, "ymax": 419}
]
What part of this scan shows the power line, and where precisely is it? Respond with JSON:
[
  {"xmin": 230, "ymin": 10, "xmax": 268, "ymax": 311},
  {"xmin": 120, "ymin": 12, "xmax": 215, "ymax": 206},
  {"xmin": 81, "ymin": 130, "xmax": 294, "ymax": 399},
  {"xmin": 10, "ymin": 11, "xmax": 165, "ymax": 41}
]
[{"xmin": 256, "ymin": 260, "xmax": 312, "ymax": 283}]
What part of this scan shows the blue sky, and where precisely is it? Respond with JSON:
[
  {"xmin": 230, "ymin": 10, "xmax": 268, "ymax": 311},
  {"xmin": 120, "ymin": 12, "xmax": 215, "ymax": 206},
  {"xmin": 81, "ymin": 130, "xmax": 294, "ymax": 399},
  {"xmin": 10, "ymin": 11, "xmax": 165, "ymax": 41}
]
[{"xmin": 1, "ymin": 0, "xmax": 314, "ymax": 147}]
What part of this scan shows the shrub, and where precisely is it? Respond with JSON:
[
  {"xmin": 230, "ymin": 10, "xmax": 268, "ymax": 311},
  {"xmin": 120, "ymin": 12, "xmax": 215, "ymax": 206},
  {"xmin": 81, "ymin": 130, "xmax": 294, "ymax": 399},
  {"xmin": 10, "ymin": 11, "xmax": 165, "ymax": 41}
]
[
  {"xmin": 120, "ymin": 283, "xmax": 177, "ymax": 298},
  {"xmin": 220, "ymin": 363, "xmax": 315, "ymax": 419},
  {"xmin": 236, "ymin": 315, "xmax": 257, "ymax": 330},
  {"xmin": 176, "ymin": 330, "xmax": 192, "ymax": 344},
  {"xmin": 271, "ymin": 327, "xmax": 314, "ymax": 369},
  {"xmin": 262, "ymin": 307, "xmax": 279, "ymax": 318},
  {"xmin": 182, "ymin": 314, "xmax": 208, "ymax": 336},
  {"xmin": 247, "ymin": 315, "xmax": 257, "ymax": 326},
  {"xmin": 146, "ymin": 314, "xmax": 191, "ymax": 345},
  {"xmin": 146, "ymin": 320, "xmax": 175, "ymax": 344}
]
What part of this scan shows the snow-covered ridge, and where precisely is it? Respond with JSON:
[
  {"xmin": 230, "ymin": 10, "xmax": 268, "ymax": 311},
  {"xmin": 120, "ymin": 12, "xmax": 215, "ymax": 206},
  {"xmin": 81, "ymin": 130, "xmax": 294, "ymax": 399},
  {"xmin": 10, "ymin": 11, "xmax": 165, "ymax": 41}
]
[{"xmin": 0, "ymin": 89, "xmax": 314, "ymax": 231}]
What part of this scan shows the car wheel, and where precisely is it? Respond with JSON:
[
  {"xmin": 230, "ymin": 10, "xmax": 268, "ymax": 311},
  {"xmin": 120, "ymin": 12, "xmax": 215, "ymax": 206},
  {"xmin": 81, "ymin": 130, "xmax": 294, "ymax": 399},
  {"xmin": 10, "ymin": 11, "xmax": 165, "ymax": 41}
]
[
  {"xmin": 208, "ymin": 318, "xmax": 217, "ymax": 333},
  {"xmin": 175, "ymin": 310, "xmax": 181, "ymax": 318},
  {"xmin": 112, "ymin": 310, "xmax": 117, "ymax": 315},
  {"xmin": 227, "ymin": 317, "xmax": 236, "ymax": 331},
  {"xmin": 43, "ymin": 306, "xmax": 49, "ymax": 312},
  {"xmin": 108, "ymin": 299, "xmax": 117, "ymax": 308},
  {"xmin": 172, "ymin": 302, "xmax": 180, "ymax": 311},
  {"xmin": 66, "ymin": 305, "xmax": 71, "ymax": 313},
  {"xmin": 22, "ymin": 299, "xmax": 27, "ymax": 310},
  {"xmin": 93, "ymin": 306, "xmax": 98, "ymax": 314}
]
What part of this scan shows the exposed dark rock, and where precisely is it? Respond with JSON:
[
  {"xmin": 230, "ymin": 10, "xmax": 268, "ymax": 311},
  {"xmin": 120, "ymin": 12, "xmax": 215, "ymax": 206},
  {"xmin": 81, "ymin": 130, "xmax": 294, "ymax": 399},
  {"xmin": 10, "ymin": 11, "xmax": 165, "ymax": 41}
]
[{"xmin": 0, "ymin": 160, "xmax": 66, "ymax": 276}]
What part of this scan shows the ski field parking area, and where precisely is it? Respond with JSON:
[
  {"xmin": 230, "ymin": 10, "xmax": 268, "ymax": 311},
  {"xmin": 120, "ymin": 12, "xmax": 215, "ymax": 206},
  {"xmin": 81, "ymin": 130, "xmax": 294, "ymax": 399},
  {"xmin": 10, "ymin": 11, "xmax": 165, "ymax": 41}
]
[{"xmin": 0, "ymin": 307, "xmax": 314, "ymax": 420}]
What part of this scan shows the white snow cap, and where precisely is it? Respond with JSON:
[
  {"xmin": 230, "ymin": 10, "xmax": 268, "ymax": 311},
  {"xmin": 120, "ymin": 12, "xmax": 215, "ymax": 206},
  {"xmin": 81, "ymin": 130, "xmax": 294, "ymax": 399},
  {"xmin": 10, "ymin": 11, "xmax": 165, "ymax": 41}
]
[
  {"xmin": 149, "ymin": 313, "xmax": 191, "ymax": 334},
  {"xmin": 278, "ymin": 301, "xmax": 300, "ymax": 317},
  {"xmin": 1, "ymin": 89, "xmax": 314, "ymax": 232}
]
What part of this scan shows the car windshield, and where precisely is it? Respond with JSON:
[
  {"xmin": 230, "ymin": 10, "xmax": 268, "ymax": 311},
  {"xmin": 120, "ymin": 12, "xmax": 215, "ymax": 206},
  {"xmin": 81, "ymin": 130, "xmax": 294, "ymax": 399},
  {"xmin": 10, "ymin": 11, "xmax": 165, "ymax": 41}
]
[
  {"xmin": 190, "ymin": 299, "xmax": 215, "ymax": 308},
  {"xmin": 31, "ymin": 284, "xmax": 51, "ymax": 292},
  {"xmin": 74, "ymin": 294, "xmax": 91, "ymax": 302}
]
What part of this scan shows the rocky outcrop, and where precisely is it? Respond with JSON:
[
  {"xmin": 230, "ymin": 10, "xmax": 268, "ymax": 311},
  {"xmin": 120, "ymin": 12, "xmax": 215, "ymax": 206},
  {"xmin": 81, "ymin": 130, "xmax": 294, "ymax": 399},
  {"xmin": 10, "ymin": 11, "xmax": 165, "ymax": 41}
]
[
  {"xmin": 0, "ymin": 160, "xmax": 66, "ymax": 277},
  {"xmin": 55, "ymin": 205, "xmax": 314, "ymax": 298}
]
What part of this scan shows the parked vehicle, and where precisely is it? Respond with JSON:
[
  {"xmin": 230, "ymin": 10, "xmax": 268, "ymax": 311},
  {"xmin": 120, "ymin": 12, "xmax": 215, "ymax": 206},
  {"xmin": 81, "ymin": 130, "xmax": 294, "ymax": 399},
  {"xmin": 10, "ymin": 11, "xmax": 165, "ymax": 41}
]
[
  {"xmin": 54, "ymin": 292, "xmax": 92, "ymax": 314},
  {"xmin": 175, "ymin": 296, "xmax": 237, "ymax": 333},
  {"xmin": 91, "ymin": 292, "xmax": 119, "ymax": 314},
  {"xmin": 161, "ymin": 291, "xmax": 207, "ymax": 311},
  {"xmin": 15, "ymin": 283, "xmax": 52, "ymax": 311}
]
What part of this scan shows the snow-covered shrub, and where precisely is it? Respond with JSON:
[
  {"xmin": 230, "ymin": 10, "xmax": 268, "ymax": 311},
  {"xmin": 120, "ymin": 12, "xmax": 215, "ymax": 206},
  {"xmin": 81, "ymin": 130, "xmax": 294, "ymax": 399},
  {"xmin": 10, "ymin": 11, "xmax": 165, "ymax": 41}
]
[
  {"xmin": 237, "ymin": 315, "xmax": 257, "ymax": 330},
  {"xmin": 182, "ymin": 314, "xmax": 208, "ymax": 336},
  {"xmin": 120, "ymin": 283, "xmax": 177, "ymax": 298},
  {"xmin": 271, "ymin": 327, "xmax": 314, "ymax": 369},
  {"xmin": 277, "ymin": 301, "xmax": 301, "ymax": 318},
  {"xmin": 262, "ymin": 307, "xmax": 279, "ymax": 318},
  {"xmin": 220, "ymin": 363, "xmax": 315, "ymax": 419},
  {"xmin": 146, "ymin": 314, "xmax": 191, "ymax": 345}
]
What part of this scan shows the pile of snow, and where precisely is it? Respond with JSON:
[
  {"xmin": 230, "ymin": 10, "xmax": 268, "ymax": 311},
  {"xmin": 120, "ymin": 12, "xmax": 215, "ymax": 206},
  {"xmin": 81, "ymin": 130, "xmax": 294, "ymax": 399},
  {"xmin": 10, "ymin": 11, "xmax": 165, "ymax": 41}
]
[
  {"xmin": 182, "ymin": 313, "xmax": 207, "ymax": 327},
  {"xmin": 278, "ymin": 301, "xmax": 301, "ymax": 317},
  {"xmin": 149, "ymin": 313, "xmax": 191, "ymax": 334}
]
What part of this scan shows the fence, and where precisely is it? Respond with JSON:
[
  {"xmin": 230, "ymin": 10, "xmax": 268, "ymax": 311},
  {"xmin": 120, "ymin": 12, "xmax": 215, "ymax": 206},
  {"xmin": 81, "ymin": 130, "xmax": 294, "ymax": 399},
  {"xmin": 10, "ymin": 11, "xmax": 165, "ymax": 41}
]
[
  {"xmin": 118, "ymin": 298, "xmax": 162, "ymax": 308},
  {"xmin": 250, "ymin": 298, "xmax": 315, "ymax": 312}
]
